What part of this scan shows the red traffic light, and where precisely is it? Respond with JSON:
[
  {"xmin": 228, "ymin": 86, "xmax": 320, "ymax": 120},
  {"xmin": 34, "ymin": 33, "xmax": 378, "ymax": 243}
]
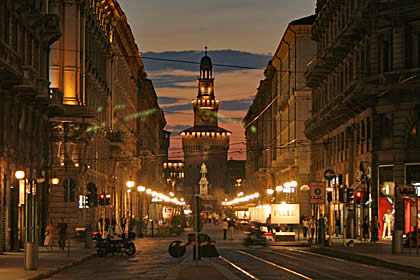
[
  {"xmin": 99, "ymin": 194, "xmax": 105, "ymax": 199},
  {"xmin": 355, "ymin": 191, "xmax": 362, "ymax": 198}
]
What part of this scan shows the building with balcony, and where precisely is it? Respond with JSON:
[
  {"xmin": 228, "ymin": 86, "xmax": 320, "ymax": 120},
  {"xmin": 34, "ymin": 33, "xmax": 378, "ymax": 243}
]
[
  {"xmin": 243, "ymin": 15, "xmax": 316, "ymax": 217},
  {"xmin": 305, "ymin": 0, "xmax": 420, "ymax": 238},
  {"xmin": 47, "ymin": 0, "xmax": 166, "ymax": 235},
  {"xmin": 0, "ymin": 0, "xmax": 60, "ymax": 251}
]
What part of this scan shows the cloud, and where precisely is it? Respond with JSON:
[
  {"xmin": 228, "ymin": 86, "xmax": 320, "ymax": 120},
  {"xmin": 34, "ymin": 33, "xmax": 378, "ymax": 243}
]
[
  {"xmin": 162, "ymin": 103, "xmax": 192, "ymax": 113},
  {"xmin": 158, "ymin": 96, "xmax": 189, "ymax": 105},
  {"xmin": 219, "ymin": 98, "xmax": 253, "ymax": 111},
  {"xmin": 165, "ymin": 124, "xmax": 191, "ymax": 131},
  {"xmin": 149, "ymin": 73, "xmax": 197, "ymax": 89},
  {"xmin": 141, "ymin": 49, "xmax": 271, "ymax": 74}
]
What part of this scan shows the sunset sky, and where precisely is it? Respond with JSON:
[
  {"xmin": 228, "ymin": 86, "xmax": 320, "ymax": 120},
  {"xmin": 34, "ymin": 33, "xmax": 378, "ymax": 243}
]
[{"xmin": 118, "ymin": 0, "xmax": 316, "ymax": 160}]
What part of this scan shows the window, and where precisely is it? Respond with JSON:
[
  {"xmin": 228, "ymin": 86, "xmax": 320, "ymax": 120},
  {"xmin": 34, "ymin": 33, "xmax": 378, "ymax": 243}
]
[{"xmin": 64, "ymin": 178, "xmax": 76, "ymax": 202}]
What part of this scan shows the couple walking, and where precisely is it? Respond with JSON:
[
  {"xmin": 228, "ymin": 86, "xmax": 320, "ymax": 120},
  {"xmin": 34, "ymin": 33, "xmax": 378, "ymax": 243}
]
[
  {"xmin": 44, "ymin": 218, "xmax": 67, "ymax": 250},
  {"xmin": 222, "ymin": 218, "xmax": 234, "ymax": 240}
]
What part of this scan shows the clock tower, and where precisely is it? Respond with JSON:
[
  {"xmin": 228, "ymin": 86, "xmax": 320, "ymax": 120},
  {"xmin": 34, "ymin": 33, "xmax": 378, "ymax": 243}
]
[{"xmin": 181, "ymin": 49, "xmax": 231, "ymax": 200}]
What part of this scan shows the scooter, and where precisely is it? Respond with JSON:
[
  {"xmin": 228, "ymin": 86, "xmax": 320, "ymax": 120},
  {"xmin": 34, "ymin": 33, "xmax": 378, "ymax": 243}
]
[
  {"xmin": 92, "ymin": 232, "xmax": 136, "ymax": 257},
  {"xmin": 244, "ymin": 227, "xmax": 267, "ymax": 246}
]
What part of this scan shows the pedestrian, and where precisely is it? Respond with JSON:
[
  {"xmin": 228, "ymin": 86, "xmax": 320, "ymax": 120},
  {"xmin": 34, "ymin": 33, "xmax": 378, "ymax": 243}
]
[
  {"xmin": 371, "ymin": 216, "xmax": 380, "ymax": 242},
  {"xmin": 266, "ymin": 214, "xmax": 272, "ymax": 233},
  {"xmin": 57, "ymin": 218, "xmax": 67, "ymax": 251},
  {"xmin": 309, "ymin": 216, "xmax": 315, "ymax": 240},
  {"xmin": 228, "ymin": 218, "xmax": 235, "ymax": 240},
  {"xmin": 121, "ymin": 217, "xmax": 127, "ymax": 233},
  {"xmin": 44, "ymin": 220, "xmax": 55, "ymax": 250},
  {"xmin": 361, "ymin": 217, "xmax": 369, "ymax": 243},
  {"xmin": 222, "ymin": 219, "xmax": 228, "ymax": 240},
  {"xmin": 335, "ymin": 214, "xmax": 341, "ymax": 237},
  {"xmin": 302, "ymin": 217, "xmax": 309, "ymax": 239},
  {"xmin": 318, "ymin": 214, "xmax": 326, "ymax": 245}
]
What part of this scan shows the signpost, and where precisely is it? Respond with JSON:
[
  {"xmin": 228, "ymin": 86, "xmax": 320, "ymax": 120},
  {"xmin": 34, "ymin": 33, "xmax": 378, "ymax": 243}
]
[
  {"xmin": 310, "ymin": 182, "xmax": 325, "ymax": 244},
  {"xmin": 193, "ymin": 195, "xmax": 203, "ymax": 264},
  {"xmin": 324, "ymin": 169, "xmax": 335, "ymax": 247}
]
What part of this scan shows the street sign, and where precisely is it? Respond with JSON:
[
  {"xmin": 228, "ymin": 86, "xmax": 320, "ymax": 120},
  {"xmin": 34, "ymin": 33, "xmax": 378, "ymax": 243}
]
[
  {"xmin": 396, "ymin": 184, "xmax": 416, "ymax": 198},
  {"xmin": 324, "ymin": 169, "xmax": 335, "ymax": 181},
  {"xmin": 310, "ymin": 182, "xmax": 325, "ymax": 204}
]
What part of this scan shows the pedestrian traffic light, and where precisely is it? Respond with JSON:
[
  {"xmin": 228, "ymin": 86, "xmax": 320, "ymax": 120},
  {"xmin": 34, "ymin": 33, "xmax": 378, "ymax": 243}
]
[
  {"xmin": 355, "ymin": 191, "xmax": 362, "ymax": 204},
  {"xmin": 98, "ymin": 193, "xmax": 106, "ymax": 206},
  {"xmin": 347, "ymin": 188, "xmax": 354, "ymax": 203},
  {"xmin": 327, "ymin": 191, "xmax": 333, "ymax": 202},
  {"xmin": 105, "ymin": 194, "xmax": 111, "ymax": 205}
]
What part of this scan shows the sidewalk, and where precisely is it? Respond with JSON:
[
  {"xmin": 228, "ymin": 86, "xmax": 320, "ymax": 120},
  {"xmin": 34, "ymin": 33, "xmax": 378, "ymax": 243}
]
[
  {"xmin": 0, "ymin": 246, "xmax": 95, "ymax": 280},
  {"xmin": 311, "ymin": 237, "xmax": 420, "ymax": 275}
]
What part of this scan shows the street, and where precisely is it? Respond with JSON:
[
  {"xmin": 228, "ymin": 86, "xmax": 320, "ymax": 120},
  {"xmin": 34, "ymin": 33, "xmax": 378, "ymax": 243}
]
[{"xmin": 45, "ymin": 225, "xmax": 420, "ymax": 280}]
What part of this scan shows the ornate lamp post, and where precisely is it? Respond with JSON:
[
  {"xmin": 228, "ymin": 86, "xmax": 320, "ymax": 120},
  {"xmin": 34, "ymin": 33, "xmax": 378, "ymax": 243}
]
[
  {"xmin": 137, "ymin": 186, "xmax": 146, "ymax": 237},
  {"xmin": 126, "ymin": 179, "xmax": 135, "ymax": 231}
]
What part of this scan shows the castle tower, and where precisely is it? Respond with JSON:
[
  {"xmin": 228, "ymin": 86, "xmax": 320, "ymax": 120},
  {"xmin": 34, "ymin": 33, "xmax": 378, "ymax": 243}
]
[{"xmin": 181, "ymin": 49, "xmax": 231, "ymax": 200}]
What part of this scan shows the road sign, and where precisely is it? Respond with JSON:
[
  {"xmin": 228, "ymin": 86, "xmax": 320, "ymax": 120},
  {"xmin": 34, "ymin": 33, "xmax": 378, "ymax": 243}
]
[
  {"xmin": 310, "ymin": 182, "xmax": 325, "ymax": 204},
  {"xmin": 324, "ymin": 169, "xmax": 336, "ymax": 181}
]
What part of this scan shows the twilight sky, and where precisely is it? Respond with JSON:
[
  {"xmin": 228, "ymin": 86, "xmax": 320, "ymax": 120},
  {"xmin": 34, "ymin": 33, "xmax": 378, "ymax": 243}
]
[{"xmin": 118, "ymin": 0, "xmax": 316, "ymax": 160}]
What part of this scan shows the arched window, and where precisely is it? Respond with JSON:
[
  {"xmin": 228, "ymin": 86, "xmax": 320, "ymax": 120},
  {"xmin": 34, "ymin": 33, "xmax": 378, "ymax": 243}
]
[{"xmin": 64, "ymin": 178, "xmax": 76, "ymax": 202}]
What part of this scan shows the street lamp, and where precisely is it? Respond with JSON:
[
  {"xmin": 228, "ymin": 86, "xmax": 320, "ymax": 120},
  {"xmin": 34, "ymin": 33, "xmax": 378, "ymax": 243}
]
[
  {"xmin": 15, "ymin": 169, "xmax": 45, "ymax": 271},
  {"xmin": 267, "ymin": 189, "xmax": 274, "ymax": 195},
  {"xmin": 137, "ymin": 186, "xmax": 145, "ymax": 237},
  {"xmin": 126, "ymin": 179, "xmax": 135, "ymax": 232}
]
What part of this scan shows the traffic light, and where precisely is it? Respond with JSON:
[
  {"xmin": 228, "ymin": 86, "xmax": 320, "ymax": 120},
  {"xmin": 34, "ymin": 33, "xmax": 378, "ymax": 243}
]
[
  {"xmin": 105, "ymin": 194, "xmax": 111, "ymax": 205},
  {"xmin": 98, "ymin": 193, "xmax": 106, "ymax": 206},
  {"xmin": 347, "ymin": 188, "xmax": 354, "ymax": 203},
  {"xmin": 86, "ymin": 194, "xmax": 91, "ymax": 208},
  {"xmin": 339, "ymin": 187, "xmax": 345, "ymax": 203},
  {"xmin": 355, "ymin": 191, "xmax": 362, "ymax": 204},
  {"xmin": 327, "ymin": 191, "xmax": 333, "ymax": 202}
]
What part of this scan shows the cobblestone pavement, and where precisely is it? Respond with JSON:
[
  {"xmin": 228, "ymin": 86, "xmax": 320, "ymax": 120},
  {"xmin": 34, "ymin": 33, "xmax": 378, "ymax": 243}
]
[
  {"xmin": 45, "ymin": 224, "xmax": 420, "ymax": 280},
  {"xmin": 46, "ymin": 236, "xmax": 185, "ymax": 280}
]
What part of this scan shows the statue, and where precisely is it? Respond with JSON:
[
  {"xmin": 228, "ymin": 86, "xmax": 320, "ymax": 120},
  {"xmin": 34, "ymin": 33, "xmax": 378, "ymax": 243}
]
[{"xmin": 200, "ymin": 163, "xmax": 208, "ymax": 177}]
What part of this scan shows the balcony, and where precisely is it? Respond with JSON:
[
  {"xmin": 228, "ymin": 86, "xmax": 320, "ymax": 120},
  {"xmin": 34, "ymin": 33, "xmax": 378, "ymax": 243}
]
[{"xmin": 0, "ymin": 40, "xmax": 23, "ymax": 87}]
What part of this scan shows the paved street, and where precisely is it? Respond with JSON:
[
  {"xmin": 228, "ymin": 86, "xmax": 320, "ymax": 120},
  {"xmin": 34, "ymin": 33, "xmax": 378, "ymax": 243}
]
[{"xmin": 43, "ymin": 224, "xmax": 420, "ymax": 280}]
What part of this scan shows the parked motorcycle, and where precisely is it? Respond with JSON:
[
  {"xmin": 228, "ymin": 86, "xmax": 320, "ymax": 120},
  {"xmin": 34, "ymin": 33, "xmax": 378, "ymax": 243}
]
[{"xmin": 92, "ymin": 232, "xmax": 136, "ymax": 257}]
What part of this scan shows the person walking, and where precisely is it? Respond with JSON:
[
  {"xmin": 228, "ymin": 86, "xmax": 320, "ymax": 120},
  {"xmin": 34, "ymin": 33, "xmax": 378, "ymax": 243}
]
[
  {"xmin": 266, "ymin": 214, "xmax": 272, "ymax": 233},
  {"xmin": 44, "ymin": 220, "xmax": 55, "ymax": 250},
  {"xmin": 371, "ymin": 216, "xmax": 380, "ymax": 242},
  {"xmin": 222, "ymin": 219, "xmax": 228, "ymax": 240},
  {"xmin": 318, "ymin": 214, "xmax": 326, "ymax": 245},
  {"xmin": 57, "ymin": 218, "xmax": 68, "ymax": 251},
  {"xmin": 228, "ymin": 218, "xmax": 235, "ymax": 240},
  {"xmin": 335, "ymin": 214, "xmax": 341, "ymax": 237},
  {"xmin": 302, "ymin": 217, "xmax": 309, "ymax": 239},
  {"xmin": 361, "ymin": 217, "xmax": 370, "ymax": 243}
]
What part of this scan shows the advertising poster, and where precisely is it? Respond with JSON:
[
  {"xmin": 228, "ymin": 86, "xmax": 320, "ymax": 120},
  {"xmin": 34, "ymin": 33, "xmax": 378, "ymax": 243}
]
[{"xmin": 271, "ymin": 203, "xmax": 300, "ymax": 224}]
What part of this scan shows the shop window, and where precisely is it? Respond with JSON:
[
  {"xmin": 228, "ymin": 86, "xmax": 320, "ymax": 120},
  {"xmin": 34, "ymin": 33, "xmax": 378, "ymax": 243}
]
[{"xmin": 64, "ymin": 178, "xmax": 76, "ymax": 202}]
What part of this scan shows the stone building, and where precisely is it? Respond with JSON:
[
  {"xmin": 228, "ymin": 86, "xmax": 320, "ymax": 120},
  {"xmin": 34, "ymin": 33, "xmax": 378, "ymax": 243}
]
[
  {"xmin": 243, "ymin": 15, "xmax": 316, "ymax": 217},
  {"xmin": 305, "ymin": 0, "xmax": 420, "ymax": 238},
  {"xmin": 162, "ymin": 160, "xmax": 184, "ymax": 195},
  {"xmin": 0, "ymin": 0, "xmax": 60, "ymax": 251},
  {"xmin": 48, "ymin": 0, "xmax": 166, "ymax": 235},
  {"xmin": 181, "ymin": 51, "xmax": 231, "ymax": 201}
]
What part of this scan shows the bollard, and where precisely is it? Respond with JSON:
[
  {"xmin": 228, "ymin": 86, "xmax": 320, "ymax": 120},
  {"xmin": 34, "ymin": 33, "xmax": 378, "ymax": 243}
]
[
  {"xmin": 24, "ymin": 242, "xmax": 38, "ymax": 270},
  {"xmin": 392, "ymin": 229, "xmax": 403, "ymax": 254}
]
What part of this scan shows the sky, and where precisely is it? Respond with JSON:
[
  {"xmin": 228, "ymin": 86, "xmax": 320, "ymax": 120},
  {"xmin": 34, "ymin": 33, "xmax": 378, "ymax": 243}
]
[{"xmin": 118, "ymin": 0, "xmax": 316, "ymax": 160}]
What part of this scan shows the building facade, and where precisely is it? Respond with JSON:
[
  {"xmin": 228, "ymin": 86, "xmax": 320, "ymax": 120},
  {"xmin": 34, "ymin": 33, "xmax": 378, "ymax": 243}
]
[
  {"xmin": 0, "ymin": 0, "xmax": 60, "ymax": 251},
  {"xmin": 48, "ymin": 0, "xmax": 166, "ymax": 235},
  {"xmin": 181, "ymin": 52, "xmax": 231, "ymax": 201},
  {"xmin": 305, "ymin": 0, "xmax": 420, "ymax": 238},
  {"xmin": 244, "ymin": 15, "xmax": 316, "ymax": 217},
  {"xmin": 163, "ymin": 160, "xmax": 184, "ymax": 195}
]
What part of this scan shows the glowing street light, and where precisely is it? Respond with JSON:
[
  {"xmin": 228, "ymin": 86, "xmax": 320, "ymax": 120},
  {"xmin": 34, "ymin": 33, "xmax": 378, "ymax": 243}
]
[
  {"xmin": 169, "ymin": 192, "xmax": 174, "ymax": 197},
  {"xmin": 290, "ymin": 181, "xmax": 298, "ymax": 188},
  {"xmin": 15, "ymin": 170, "xmax": 25, "ymax": 180},
  {"xmin": 276, "ymin": 185, "xmax": 283, "ymax": 192},
  {"xmin": 146, "ymin": 188, "xmax": 151, "ymax": 194},
  {"xmin": 126, "ymin": 179, "xmax": 135, "ymax": 188},
  {"xmin": 137, "ymin": 186, "xmax": 146, "ymax": 192},
  {"xmin": 267, "ymin": 189, "xmax": 274, "ymax": 195}
]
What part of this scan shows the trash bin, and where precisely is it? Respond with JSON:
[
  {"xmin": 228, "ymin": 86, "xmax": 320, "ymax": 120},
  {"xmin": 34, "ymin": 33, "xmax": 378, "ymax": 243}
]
[
  {"xmin": 75, "ymin": 227, "xmax": 88, "ymax": 247},
  {"xmin": 392, "ymin": 229, "xmax": 403, "ymax": 254}
]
